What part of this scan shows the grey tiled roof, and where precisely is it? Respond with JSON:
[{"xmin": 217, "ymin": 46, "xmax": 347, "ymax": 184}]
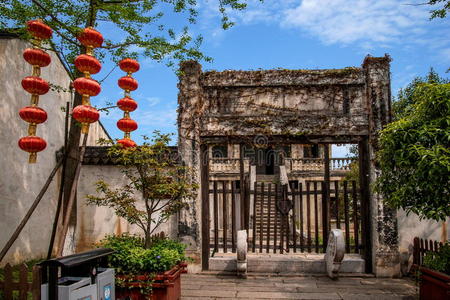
[{"xmin": 82, "ymin": 146, "xmax": 179, "ymax": 165}]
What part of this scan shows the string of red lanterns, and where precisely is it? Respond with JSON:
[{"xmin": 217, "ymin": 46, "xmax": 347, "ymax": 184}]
[
  {"xmin": 18, "ymin": 20, "xmax": 52, "ymax": 163},
  {"xmin": 72, "ymin": 27, "xmax": 103, "ymax": 134},
  {"xmin": 116, "ymin": 58, "xmax": 139, "ymax": 148}
]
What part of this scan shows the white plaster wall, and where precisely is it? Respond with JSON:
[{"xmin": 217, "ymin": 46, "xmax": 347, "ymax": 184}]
[
  {"xmin": 76, "ymin": 165, "xmax": 177, "ymax": 252},
  {"xmin": 397, "ymin": 210, "xmax": 449, "ymax": 274},
  {"xmin": 0, "ymin": 38, "xmax": 109, "ymax": 265}
]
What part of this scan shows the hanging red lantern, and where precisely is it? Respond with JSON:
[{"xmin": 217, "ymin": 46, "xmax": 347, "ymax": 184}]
[
  {"xmin": 118, "ymin": 76, "xmax": 138, "ymax": 91},
  {"xmin": 74, "ymin": 54, "xmax": 101, "ymax": 75},
  {"xmin": 19, "ymin": 106, "xmax": 47, "ymax": 124},
  {"xmin": 117, "ymin": 138, "xmax": 137, "ymax": 148},
  {"xmin": 77, "ymin": 27, "xmax": 104, "ymax": 49},
  {"xmin": 23, "ymin": 48, "xmax": 51, "ymax": 67},
  {"xmin": 73, "ymin": 77, "xmax": 101, "ymax": 97},
  {"xmin": 19, "ymin": 19, "xmax": 52, "ymax": 163},
  {"xmin": 21, "ymin": 76, "xmax": 50, "ymax": 95},
  {"xmin": 119, "ymin": 58, "xmax": 140, "ymax": 74},
  {"xmin": 72, "ymin": 105, "xmax": 100, "ymax": 134},
  {"xmin": 18, "ymin": 136, "xmax": 47, "ymax": 163},
  {"xmin": 117, "ymin": 118, "xmax": 138, "ymax": 133},
  {"xmin": 26, "ymin": 20, "xmax": 53, "ymax": 40},
  {"xmin": 117, "ymin": 97, "xmax": 138, "ymax": 112}
]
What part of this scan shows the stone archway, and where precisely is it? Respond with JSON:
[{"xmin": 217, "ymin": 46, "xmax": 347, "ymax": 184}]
[{"xmin": 177, "ymin": 55, "xmax": 400, "ymax": 277}]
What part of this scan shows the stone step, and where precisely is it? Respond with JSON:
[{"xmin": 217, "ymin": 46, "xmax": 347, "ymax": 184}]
[{"xmin": 209, "ymin": 253, "xmax": 365, "ymax": 274}]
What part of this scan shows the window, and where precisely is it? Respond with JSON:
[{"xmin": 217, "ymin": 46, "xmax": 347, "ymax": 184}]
[
  {"xmin": 211, "ymin": 144, "xmax": 228, "ymax": 158},
  {"xmin": 303, "ymin": 144, "xmax": 319, "ymax": 158}
]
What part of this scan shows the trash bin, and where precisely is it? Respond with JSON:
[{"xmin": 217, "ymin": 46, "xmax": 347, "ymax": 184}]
[{"xmin": 40, "ymin": 248, "xmax": 115, "ymax": 300}]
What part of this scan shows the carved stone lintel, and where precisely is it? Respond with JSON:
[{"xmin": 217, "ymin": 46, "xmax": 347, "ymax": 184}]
[
  {"xmin": 325, "ymin": 229, "xmax": 345, "ymax": 279},
  {"xmin": 236, "ymin": 230, "xmax": 247, "ymax": 279}
]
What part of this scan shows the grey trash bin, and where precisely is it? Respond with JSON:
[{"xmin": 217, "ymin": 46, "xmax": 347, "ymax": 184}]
[{"xmin": 40, "ymin": 248, "xmax": 115, "ymax": 300}]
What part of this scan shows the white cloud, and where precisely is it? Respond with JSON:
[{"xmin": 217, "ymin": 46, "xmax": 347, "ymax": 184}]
[{"xmin": 282, "ymin": 0, "xmax": 429, "ymax": 45}]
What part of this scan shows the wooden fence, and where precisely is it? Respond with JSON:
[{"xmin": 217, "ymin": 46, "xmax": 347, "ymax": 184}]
[
  {"xmin": 413, "ymin": 237, "xmax": 445, "ymax": 267},
  {"xmin": 208, "ymin": 179, "xmax": 362, "ymax": 255},
  {"xmin": 0, "ymin": 264, "xmax": 41, "ymax": 300}
]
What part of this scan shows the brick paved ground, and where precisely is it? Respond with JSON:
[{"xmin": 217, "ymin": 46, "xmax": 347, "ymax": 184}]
[{"xmin": 181, "ymin": 274, "xmax": 418, "ymax": 300}]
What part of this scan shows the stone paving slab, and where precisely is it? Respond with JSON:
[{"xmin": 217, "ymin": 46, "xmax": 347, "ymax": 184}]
[{"xmin": 181, "ymin": 274, "xmax": 418, "ymax": 300}]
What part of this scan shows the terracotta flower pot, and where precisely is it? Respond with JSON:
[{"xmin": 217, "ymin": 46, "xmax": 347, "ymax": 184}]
[
  {"xmin": 116, "ymin": 263, "xmax": 187, "ymax": 300},
  {"xmin": 419, "ymin": 266, "xmax": 450, "ymax": 300}
]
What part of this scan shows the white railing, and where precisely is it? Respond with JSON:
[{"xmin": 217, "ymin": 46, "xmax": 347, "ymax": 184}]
[
  {"xmin": 210, "ymin": 158, "xmax": 250, "ymax": 174},
  {"xmin": 285, "ymin": 158, "xmax": 355, "ymax": 173}
]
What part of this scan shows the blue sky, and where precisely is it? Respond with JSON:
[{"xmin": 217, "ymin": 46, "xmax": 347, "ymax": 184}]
[{"xmin": 93, "ymin": 0, "xmax": 449, "ymax": 156}]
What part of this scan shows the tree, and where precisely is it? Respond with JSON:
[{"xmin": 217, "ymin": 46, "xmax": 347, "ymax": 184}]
[
  {"xmin": 0, "ymin": 0, "xmax": 260, "ymax": 250},
  {"xmin": 87, "ymin": 132, "xmax": 197, "ymax": 248},
  {"xmin": 428, "ymin": 0, "xmax": 450, "ymax": 19},
  {"xmin": 393, "ymin": 68, "xmax": 448, "ymax": 120},
  {"xmin": 375, "ymin": 83, "xmax": 450, "ymax": 221}
]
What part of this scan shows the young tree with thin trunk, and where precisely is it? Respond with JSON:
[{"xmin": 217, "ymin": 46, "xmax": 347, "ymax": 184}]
[{"xmin": 87, "ymin": 132, "xmax": 197, "ymax": 248}]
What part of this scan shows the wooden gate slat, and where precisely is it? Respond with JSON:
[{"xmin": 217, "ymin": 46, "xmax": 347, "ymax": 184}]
[
  {"xmin": 252, "ymin": 181, "xmax": 257, "ymax": 253},
  {"xmin": 292, "ymin": 183, "xmax": 297, "ymax": 253},
  {"xmin": 306, "ymin": 182, "xmax": 311, "ymax": 253},
  {"xmin": 259, "ymin": 182, "xmax": 264, "ymax": 253},
  {"xmin": 231, "ymin": 181, "xmax": 236, "ymax": 253},
  {"xmin": 352, "ymin": 180, "xmax": 359, "ymax": 253},
  {"xmin": 32, "ymin": 265, "xmax": 41, "ymax": 300},
  {"xmin": 4, "ymin": 263, "xmax": 12, "ymax": 300},
  {"xmin": 299, "ymin": 182, "xmax": 304, "ymax": 252},
  {"xmin": 19, "ymin": 264, "xmax": 28, "ymax": 300},
  {"xmin": 343, "ymin": 181, "xmax": 350, "ymax": 253},
  {"xmin": 222, "ymin": 181, "xmax": 228, "ymax": 253},
  {"xmin": 266, "ymin": 183, "xmax": 272, "ymax": 253},
  {"xmin": 213, "ymin": 181, "xmax": 219, "ymax": 253},
  {"xmin": 274, "ymin": 183, "xmax": 278, "ymax": 254},
  {"xmin": 335, "ymin": 181, "xmax": 340, "ymax": 229},
  {"xmin": 313, "ymin": 182, "xmax": 319, "ymax": 253},
  {"xmin": 284, "ymin": 185, "xmax": 289, "ymax": 253}
]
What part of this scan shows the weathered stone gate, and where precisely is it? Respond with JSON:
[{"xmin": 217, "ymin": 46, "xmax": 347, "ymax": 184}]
[{"xmin": 177, "ymin": 55, "xmax": 399, "ymax": 276}]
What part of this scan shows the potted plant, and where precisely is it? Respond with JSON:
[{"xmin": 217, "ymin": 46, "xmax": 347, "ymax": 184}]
[
  {"xmin": 98, "ymin": 234, "xmax": 188, "ymax": 300},
  {"xmin": 87, "ymin": 132, "xmax": 196, "ymax": 299},
  {"xmin": 419, "ymin": 244, "xmax": 450, "ymax": 300}
]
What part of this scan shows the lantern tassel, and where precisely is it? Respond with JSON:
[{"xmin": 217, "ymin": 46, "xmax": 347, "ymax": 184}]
[{"xmin": 29, "ymin": 153, "xmax": 37, "ymax": 164}]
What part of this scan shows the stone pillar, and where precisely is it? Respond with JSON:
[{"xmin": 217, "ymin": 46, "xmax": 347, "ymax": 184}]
[
  {"xmin": 363, "ymin": 55, "xmax": 400, "ymax": 277},
  {"xmin": 177, "ymin": 61, "xmax": 203, "ymax": 262}
]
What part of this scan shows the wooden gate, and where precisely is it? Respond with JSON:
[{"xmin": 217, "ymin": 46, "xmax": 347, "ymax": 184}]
[{"xmin": 207, "ymin": 180, "xmax": 363, "ymax": 255}]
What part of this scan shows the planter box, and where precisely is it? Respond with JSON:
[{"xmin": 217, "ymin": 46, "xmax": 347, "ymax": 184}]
[
  {"xmin": 116, "ymin": 263, "xmax": 187, "ymax": 300},
  {"xmin": 419, "ymin": 266, "xmax": 450, "ymax": 300}
]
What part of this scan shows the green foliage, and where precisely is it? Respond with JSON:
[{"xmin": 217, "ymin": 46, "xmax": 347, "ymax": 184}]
[
  {"xmin": 87, "ymin": 132, "xmax": 198, "ymax": 247},
  {"xmin": 0, "ymin": 0, "xmax": 261, "ymax": 78},
  {"xmin": 423, "ymin": 244, "xmax": 450, "ymax": 275},
  {"xmin": 393, "ymin": 69, "xmax": 448, "ymax": 120},
  {"xmin": 376, "ymin": 83, "xmax": 450, "ymax": 221},
  {"xmin": 428, "ymin": 0, "xmax": 450, "ymax": 19},
  {"xmin": 99, "ymin": 233, "xmax": 187, "ymax": 275}
]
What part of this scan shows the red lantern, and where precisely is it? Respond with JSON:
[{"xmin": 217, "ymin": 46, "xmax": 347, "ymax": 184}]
[
  {"xmin": 118, "ymin": 76, "xmax": 138, "ymax": 91},
  {"xmin": 23, "ymin": 48, "xmax": 51, "ymax": 67},
  {"xmin": 19, "ymin": 106, "xmax": 47, "ymax": 124},
  {"xmin": 74, "ymin": 54, "xmax": 101, "ymax": 75},
  {"xmin": 77, "ymin": 27, "xmax": 104, "ymax": 49},
  {"xmin": 72, "ymin": 105, "xmax": 100, "ymax": 134},
  {"xmin": 73, "ymin": 77, "xmax": 101, "ymax": 97},
  {"xmin": 117, "ymin": 118, "xmax": 138, "ymax": 133},
  {"xmin": 26, "ymin": 20, "xmax": 52, "ymax": 40},
  {"xmin": 18, "ymin": 136, "xmax": 47, "ymax": 163},
  {"xmin": 119, "ymin": 58, "xmax": 140, "ymax": 74},
  {"xmin": 117, "ymin": 138, "xmax": 137, "ymax": 148},
  {"xmin": 117, "ymin": 97, "xmax": 138, "ymax": 112},
  {"xmin": 21, "ymin": 76, "xmax": 50, "ymax": 95}
]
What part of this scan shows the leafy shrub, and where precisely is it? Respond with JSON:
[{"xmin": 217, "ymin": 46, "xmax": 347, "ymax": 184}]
[
  {"xmin": 99, "ymin": 233, "xmax": 186, "ymax": 275},
  {"xmin": 423, "ymin": 244, "xmax": 450, "ymax": 275}
]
